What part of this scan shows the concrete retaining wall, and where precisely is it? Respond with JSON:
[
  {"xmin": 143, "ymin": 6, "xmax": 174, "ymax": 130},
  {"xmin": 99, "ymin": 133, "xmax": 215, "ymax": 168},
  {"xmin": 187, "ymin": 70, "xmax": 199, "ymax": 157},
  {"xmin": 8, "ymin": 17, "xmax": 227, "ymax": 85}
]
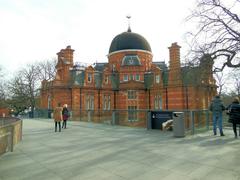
[{"xmin": 0, "ymin": 118, "xmax": 22, "ymax": 156}]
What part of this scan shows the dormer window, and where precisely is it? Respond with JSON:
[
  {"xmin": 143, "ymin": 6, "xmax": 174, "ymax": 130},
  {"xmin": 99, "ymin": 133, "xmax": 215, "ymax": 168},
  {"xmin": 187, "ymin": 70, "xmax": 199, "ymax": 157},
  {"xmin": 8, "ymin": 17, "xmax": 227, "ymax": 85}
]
[
  {"xmin": 122, "ymin": 55, "xmax": 141, "ymax": 66},
  {"xmin": 155, "ymin": 75, "xmax": 160, "ymax": 84},
  {"xmin": 88, "ymin": 73, "xmax": 92, "ymax": 83},
  {"xmin": 104, "ymin": 75, "xmax": 109, "ymax": 84}
]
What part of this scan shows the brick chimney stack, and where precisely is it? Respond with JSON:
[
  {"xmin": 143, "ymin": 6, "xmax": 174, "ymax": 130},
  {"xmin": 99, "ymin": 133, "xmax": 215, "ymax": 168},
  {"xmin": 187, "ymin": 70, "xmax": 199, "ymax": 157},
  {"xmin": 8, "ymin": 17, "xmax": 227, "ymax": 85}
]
[
  {"xmin": 57, "ymin": 45, "xmax": 74, "ymax": 66},
  {"xmin": 55, "ymin": 46, "xmax": 75, "ymax": 83},
  {"xmin": 168, "ymin": 42, "xmax": 182, "ymax": 85},
  {"xmin": 167, "ymin": 42, "xmax": 184, "ymax": 109},
  {"xmin": 169, "ymin": 42, "xmax": 181, "ymax": 71}
]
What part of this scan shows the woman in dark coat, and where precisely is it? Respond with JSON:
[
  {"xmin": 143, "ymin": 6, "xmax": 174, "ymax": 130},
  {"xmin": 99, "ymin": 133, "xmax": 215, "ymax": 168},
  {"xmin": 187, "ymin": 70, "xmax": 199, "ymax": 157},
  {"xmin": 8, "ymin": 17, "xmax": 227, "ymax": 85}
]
[
  {"xmin": 227, "ymin": 97, "xmax": 240, "ymax": 138},
  {"xmin": 62, "ymin": 104, "xmax": 69, "ymax": 129}
]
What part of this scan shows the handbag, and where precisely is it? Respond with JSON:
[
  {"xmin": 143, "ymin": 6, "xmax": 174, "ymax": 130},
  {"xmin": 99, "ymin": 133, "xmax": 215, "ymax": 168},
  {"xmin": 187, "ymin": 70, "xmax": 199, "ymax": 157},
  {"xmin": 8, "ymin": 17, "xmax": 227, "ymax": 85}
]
[
  {"xmin": 63, "ymin": 109, "xmax": 70, "ymax": 117},
  {"xmin": 226, "ymin": 105, "xmax": 232, "ymax": 115}
]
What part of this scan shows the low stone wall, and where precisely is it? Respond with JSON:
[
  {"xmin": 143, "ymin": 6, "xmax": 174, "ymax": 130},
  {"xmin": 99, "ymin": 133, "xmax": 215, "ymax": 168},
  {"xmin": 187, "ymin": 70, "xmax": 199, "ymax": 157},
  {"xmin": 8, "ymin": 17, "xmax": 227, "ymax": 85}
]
[{"xmin": 0, "ymin": 118, "xmax": 22, "ymax": 156}]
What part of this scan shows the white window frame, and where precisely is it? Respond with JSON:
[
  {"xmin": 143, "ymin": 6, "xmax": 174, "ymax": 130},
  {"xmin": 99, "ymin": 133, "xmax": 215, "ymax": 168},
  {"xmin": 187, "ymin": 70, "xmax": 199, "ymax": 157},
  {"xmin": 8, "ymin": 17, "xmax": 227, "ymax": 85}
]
[
  {"xmin": 159, "ymin": 96, "xmax": 162, "ymax": 110},
  {"xmin": 103, "ymin": 95, "xmax": 111, "ymax": 110},
  {"xmin": 107, "ymin": 95, "xmax": 111, "ymax": 110},
  {"xmin": 154, "ymin": 95, "xmax": 158, "ymax": 109},
  {"xmin": 155, "ymin": 75, "xmax": 160, "ymax": 84},
  {"xmin": 154, "ymin": 95, "xmax": 162, "ymax": 110},
  {"xmin": 128, "ymin": 90, "xmax": 137, "ymax": 99},
  {"xmin": 87, "ymin": 95, "xmax": 94, "ymax": 110},
  {"xmin": 104, "ymin": 75, "xmax": 108, "ymax": 84},
  {"xmin": 124, "ymin": 74, "xmax": 128, "ymax": 81},
  {"xmin": 130, "ymin": 74, "xmax": 134, "ymax": 80},
  {"xmin": 135, "ymin": 74, "xmax": 140, "ymax": 81},
  {"xmin": 122, "ymin": 55, "xmax": 141, "ymax": 66},
  {"xmin": 88, "ymin": 73, "xmax": 92, "ymax": 83},
  {"xmin": 128, "ymin": 106, "xmax": 137, "ymax": 121}
]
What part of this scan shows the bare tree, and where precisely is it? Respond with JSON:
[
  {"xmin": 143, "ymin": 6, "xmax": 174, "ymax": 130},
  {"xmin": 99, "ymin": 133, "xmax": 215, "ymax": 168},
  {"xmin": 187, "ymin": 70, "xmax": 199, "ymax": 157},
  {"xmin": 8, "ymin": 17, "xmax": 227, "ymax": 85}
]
[
  {"xmin": 0, "ymin": 66, "xmax": 6, "ymax": 107},
  {"xmin": 228, "ymin": 68, "xmax": 240, "ymax": 97},
  {"xmin": 235, "ymin": 78, "xmax": 240, "ymax": 97},
  {"xmin": 8, "ymin": 75, "xmax": 30, "ymax": 115},
  {"xmin": 6, "ymin": 59, "xmax": 57, "ymax": 116},
  {"xmin": 8, "ymin": 64, "xmax": 40, "ymax": 117},
  {"xmin": 186, "ymin": 0, "xmax": 240, "ymax": 71},
  {"xmin": 214, "ymin": 71, "xmax": 226, "ymax": 95},
  {"xmin": 37, "ymin": 58, "xmax": 57, "ymax": 81}
]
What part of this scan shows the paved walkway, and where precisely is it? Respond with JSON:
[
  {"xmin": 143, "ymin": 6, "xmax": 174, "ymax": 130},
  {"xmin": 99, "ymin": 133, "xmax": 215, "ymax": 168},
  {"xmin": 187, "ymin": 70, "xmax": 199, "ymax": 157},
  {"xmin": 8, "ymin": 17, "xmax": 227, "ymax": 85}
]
[{"xmin": 0, "ymin": 119, "xmax": 240, "ymax": 180}]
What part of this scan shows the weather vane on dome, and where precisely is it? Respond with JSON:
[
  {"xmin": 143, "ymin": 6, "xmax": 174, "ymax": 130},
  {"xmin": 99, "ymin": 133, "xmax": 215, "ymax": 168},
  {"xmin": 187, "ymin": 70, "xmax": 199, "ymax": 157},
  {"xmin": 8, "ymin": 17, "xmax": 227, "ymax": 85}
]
[{"xmin": 126, "ymin": 15, "xmax": 131, "ymax": 32}]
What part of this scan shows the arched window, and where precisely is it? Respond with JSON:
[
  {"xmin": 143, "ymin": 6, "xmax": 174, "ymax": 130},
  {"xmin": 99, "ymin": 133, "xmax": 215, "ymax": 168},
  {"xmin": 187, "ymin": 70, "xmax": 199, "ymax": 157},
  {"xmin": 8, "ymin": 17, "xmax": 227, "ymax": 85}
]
[
  {"xmin": 122, "ymin": 55, "xmax": 141, "ymax": 66},
  {"xmin": 103, "ymin": 95, "xmax": 111, "ymax": 110},
  {"xmin": 154, "ymin": 95, "xmax": 162, "ymax": 110},
  {"xmin": 87, "ymin": 73, "xmax": 92, "ymax": 83},
  {"xmin": 86, "ymin": 94, "xmax": 94, "ymax": 110},
  {"xmin": 155, "ymin": 74, "xmax": 160, "ymax": 84}
]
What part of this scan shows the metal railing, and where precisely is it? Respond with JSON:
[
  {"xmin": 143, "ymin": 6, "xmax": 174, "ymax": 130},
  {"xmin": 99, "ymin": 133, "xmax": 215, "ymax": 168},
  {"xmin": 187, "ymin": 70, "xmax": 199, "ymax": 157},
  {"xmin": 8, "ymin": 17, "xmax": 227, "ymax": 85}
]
[
  {"xmin": 33, "ymin": 108, "xmax": 219, "ymax": 135},
  {"xmin": 0, "ymin": 117, "xmax": 20, "ymax": 127},
  {"xmin": 33, "ymin": 108, "xmax": 234, "ymax": 135}
]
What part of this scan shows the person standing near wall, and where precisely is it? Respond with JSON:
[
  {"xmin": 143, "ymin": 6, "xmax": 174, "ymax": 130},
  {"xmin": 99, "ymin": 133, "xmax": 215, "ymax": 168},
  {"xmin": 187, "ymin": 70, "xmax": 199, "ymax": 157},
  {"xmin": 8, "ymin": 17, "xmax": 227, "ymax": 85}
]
[
  {"xmin": 209, "ymin": 95, "xmax": 225, "ymax": 136},
  {"xmin": 226, "ymin": 97, "xmax": 240, "ymax": 138},
  {"xmin": 62, "ymin": 104, "xmax": 69, "ymax": 129},
  {"xmin": 53, "ymin": 103, "xmax": 63, "ymax": 132}
]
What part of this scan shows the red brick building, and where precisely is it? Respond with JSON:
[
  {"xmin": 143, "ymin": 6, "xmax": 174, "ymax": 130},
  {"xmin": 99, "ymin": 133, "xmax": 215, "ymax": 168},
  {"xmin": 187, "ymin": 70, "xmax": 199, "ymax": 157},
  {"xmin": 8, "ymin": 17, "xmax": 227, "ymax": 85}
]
[
  {"xmin": 40, "ymin": 27, "xmax": 217, "ymax": 127},
  {"xmin": 0, "ymin": 108, "xmax": 9, "ymax": 117}
]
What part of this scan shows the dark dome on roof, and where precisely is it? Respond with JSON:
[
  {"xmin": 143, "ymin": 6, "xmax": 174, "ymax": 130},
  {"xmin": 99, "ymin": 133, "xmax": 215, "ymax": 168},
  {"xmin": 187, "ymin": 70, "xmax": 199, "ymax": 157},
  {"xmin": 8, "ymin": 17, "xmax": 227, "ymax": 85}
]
[{"xmin": 109, "ymin": 31, "xmax": 152, "ymax": 54}]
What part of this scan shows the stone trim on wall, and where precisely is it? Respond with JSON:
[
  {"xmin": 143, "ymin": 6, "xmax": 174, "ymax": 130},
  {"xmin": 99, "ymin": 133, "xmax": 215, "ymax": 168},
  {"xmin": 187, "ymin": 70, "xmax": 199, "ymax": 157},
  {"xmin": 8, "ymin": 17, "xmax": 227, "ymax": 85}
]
[{"xmin": 0, "ymin": 118, "xmax": 22, "ymax": 156}]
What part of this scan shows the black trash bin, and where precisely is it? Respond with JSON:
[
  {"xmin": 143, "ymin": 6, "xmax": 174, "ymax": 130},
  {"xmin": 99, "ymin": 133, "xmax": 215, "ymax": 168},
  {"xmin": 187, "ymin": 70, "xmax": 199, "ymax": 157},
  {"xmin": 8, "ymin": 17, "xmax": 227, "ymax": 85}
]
[{"xmin": 48, "ymin": 109, "xmax": 52, "ymax": 119}]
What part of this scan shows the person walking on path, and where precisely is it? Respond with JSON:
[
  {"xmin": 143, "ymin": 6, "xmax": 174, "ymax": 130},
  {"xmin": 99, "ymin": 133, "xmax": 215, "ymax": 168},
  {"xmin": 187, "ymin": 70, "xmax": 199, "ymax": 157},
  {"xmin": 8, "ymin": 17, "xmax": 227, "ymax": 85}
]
[
  {"xmin": 62, "ymin": 104, "xmax": 69, "ymax": 129},
  {"xmin": 226, "ymin": 97, "xmax": 240, "ymax": 138},
  {"xmin": 53, "ymin": 103, "xmax": 63, "ymax": 132},
  {"xmin": 209, "ymin": 95, "xmax": 225, "ymax": 136}
]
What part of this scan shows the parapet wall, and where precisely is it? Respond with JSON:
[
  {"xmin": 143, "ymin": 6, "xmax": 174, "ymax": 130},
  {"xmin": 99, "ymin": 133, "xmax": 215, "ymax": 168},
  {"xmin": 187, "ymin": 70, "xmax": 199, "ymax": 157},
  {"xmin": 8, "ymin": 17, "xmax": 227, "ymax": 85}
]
[{"xmin": 0, "ymin": 118, "xmax": 22, "ymax": 156}]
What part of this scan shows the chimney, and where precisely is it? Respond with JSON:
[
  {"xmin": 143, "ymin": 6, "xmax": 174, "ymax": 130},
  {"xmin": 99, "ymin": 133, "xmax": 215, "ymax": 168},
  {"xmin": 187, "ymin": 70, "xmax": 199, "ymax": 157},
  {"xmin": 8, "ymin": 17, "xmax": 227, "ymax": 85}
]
[
  {"xmin": 169, "ymin": 42, "xmax": 181, "ymax": 70},
  {"xmin": 55, "ymin": 46, "xmax": 75, "ymax": 83},
  {"xmin": 168, "ymin": 42, "xmax": 182, "ymax": 85},
  {"xmin": 57, "ymin": 45, "xmax": 75, "ymax": 66}
]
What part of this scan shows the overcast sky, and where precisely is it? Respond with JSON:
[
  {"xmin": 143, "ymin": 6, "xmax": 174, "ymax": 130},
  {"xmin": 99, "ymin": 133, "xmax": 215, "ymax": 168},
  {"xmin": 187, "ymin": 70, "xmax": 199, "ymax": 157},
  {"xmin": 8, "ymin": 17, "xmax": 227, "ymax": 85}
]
[{"xmin": 0, "ymin": 0, "xmax": 196, "ymax": 74}]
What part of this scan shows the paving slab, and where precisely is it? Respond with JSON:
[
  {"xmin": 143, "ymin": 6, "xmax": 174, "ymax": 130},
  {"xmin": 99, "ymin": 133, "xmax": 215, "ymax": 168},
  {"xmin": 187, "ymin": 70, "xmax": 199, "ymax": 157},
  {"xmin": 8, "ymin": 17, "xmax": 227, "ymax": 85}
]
[{"xmin": 1, "ymin": 118, "xmax": 240, "ymax": 180}]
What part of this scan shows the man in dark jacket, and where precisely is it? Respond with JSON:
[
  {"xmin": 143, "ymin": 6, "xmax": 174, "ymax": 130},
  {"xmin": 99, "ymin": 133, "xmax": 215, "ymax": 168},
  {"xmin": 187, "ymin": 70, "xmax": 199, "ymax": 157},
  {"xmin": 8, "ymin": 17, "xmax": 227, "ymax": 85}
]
[
  {"xmin": 227, "ymin": 97, "xmax": 240, "ymax": 138},
  {"xmin": 209, "ymin": 95, "xmax": 225, "ymax": 136}
]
